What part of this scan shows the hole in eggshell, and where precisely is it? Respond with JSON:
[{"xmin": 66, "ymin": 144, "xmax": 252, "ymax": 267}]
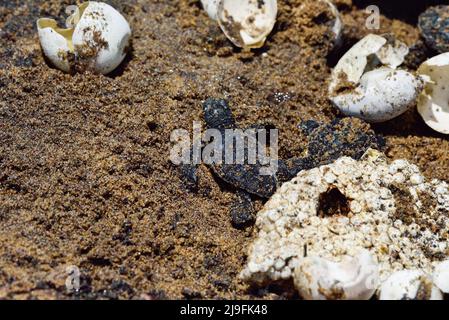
[
  {"xmin": 318, "ymin": 186, "xmax": 351, "ymax": 217},
  {"xmin": 37, "ymin": 2, "xmax": 90, "ymax": 52}
]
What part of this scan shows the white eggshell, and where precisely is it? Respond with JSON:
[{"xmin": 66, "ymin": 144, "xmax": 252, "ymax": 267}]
[
  {"xmin": 201, "ymin": 0, "xmax": 220, "ymax": 20},
  {"xmin": 294, "ymin": 251, "xmax": 379, "ymax": 300},
  {"xmin": 72, "ymin": 1, "xmax": 131, "ymax": 74},
  {"xmin": 417, "ymin": 52, "xmax": 449, "ymax": 134},
  {"xmin": 376, "ymin": 36, "xmax": 409, "ymax": 69},
  {"xmin": 217, "ymin": 0, "xmax": 277, "ymax": 49},
  {"xmin": 323, "ymin": 0, "xmax": 342, "ymax": 44},
  {"xmin": 331, "ymin": 67, "xmax": 424, "ymax": 122},
  {"xmin": 379, "ymin": 270, "xmax": 443, "ymax": 300},
  {"xmin": 37, "ymin": 18, "xmax": 73, "ymax": 73},
  {"xmin": 330, "ymin": 34, "xmax": 387, "ymax": 91},
  {"xmin": 37, "ymin": 1, "xmax": 131, "ymax": 75},
  {"xmin": 433, "ymin": 260, "xmax": 449, "ymax": 293}
]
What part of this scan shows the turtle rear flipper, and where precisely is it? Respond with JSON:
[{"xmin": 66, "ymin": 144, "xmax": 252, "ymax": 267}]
[
  {"xmin": 214, "ymin": 163, "xmax": 277, "ymax": 198},
  {"xmin": 305, "ymin": 117, "xmax": 385, "ymax": 165}
]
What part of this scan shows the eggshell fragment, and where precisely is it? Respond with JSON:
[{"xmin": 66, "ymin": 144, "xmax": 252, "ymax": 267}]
[
  {"xmin": 329, "ymin": 34, "xmax": 387, "ymax": 92},
  {"xmin": 323, "ymin": 0, "xmax": 342, "ymax": 45},
  {"xmin": 294, "ymin": 251, "xmax": 379, "ymax": 300},
  {"xmin": 379, "ymin": 270, "xmax": 443, "ymax": 300},
  {"xmin": 433, "ymin": 260, "xmax": 449, "ymax": 293},
  {"xmin": 217, "ymin": 0, "xmax": 277, "ymax": 49},
  {"xmin": 37, "ymin": 19, "xmax": 74, "ymax": 73},
  {"xmin": 37, "ymin": 1, "xmax": 131, "ymax": 74},
  {"xmin": 200, "ymin": 0, "xmax": 220, "ymax": 21},
  {"xmin": 417, "ymin": 52, "xmax": 449, "ymax": 134}
]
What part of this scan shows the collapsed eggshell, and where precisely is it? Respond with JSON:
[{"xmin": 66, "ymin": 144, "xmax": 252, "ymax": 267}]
[
  {"xmin": 329, "ymin": 34, "xmax": 423, "ymax": 122},
  {"xmin": 417, "ymin": 52, "xmax": 449, "ymax": 134},
  {"xmin": 379, "ymin": 270, "xmax": 443, "ymax": 300},
  {"xmin": 241, "ymin": 149, "xmax": 449, "ymax": 299},
  {"xmin": 433, "ymin": 260, "xmax": 449, "ymax": 293},
  {"xmin": 37, "ymin": 1, "xmax": 131, "ymax": 74},
  {"xmin": 200, "ymin": 0, "xmax": 220, "ymax": 20},
  {"xmin": 217, "ymin": 0, "xmax": 277, "ymax": 49},
  {"xmin": 294, "ymin": 250, "xmax": 378, "ymax": 300}
]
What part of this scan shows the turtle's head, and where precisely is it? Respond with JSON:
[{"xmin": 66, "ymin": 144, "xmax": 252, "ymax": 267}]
[{"xmin": 203, "ymin": 98, "xmax": 235, "ymax": 130}]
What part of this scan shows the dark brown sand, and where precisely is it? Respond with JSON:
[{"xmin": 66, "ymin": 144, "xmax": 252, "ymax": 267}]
[{"xmin": 0, "ymin": 0, "xmax": 448, "ymax": 299}]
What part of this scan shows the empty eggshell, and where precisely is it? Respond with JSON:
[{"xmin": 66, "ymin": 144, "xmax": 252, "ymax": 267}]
[
  {"xmin": 332, "ymin": 67, "xmax": 424, "ymax": 123},
  {"xmin": 217, "ymin": 0, "xmax": 277, "ymax": 49},
  {"xmin": 37, "ymin": 1, "xmax": 131, "ymax": 74},
  {"xmin": 433, "ymin": 260, "xmax": 449, "ymax": 293},
  {"xmin": 379, "ymin": 270, "xmax": 443, "ymax": 300},
  {"xmin": 329, "ymin": 34, "xmax": 423, "ymax": 122},
  {"xmin": 294, "ymin": 251, "xmax": 379, "ymax": 300},
  {"xmin": 200, "ymin": 0, "xmax": 220, "ymax": 20},
  {"xmin": 416, "ymin": 52, "xmax": 449, "ymax": 134}
]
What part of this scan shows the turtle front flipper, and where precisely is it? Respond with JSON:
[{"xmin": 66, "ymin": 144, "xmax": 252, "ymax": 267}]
[
  {"xmin": 215, "ymin": 163, "xmax": 278, "ymax": 198},
  {"xmin": 230, "ymin": 189, "xmax": 255, "ymax": 229}
]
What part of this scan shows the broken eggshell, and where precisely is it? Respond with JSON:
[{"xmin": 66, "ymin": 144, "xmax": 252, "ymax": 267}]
[
  {"xmin": 37, "ymin": 1, "xmax": 131, "ymax": 74},
  {"xmin": 200, "ymin": 0, "xmax": 220, "ymax": 21},
  {"xmin": 417, "ymin": 52, "xmax": 449, "ymax": 134},
  {"xmin": 294, "ymin": 250, "xmax": 379, "ymax": 300},
  {"xmin": 379, "ymin": 270, "xmax": 443, "ymax": 300},
  {"xmin": 217, "ymin": 0, "xmax": 278, "ymax": 49},
  {"xmin": 323, "ymin": 0, "xmax": 342, "ymax": 45},
  {"xmin": 329, "ymin": 34, "xmax": 423, "ymax": 123}
]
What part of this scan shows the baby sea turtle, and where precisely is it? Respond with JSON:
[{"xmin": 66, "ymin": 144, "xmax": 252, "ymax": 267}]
[{"xmin": 180, "ymin": 98, "xmax": 385, "ymax": 229}]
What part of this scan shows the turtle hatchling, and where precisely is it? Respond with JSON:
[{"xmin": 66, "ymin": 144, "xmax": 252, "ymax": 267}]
[{"xmin": 180, "ymin": 98, "xmax": 385, "ymax": 229}]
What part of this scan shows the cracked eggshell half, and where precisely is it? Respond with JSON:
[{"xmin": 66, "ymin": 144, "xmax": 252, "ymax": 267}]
[
  {"xmin": 417, "ymin": 52, "xmax": 449, "ymax": 134},
  {"xmin": 331, "ymin": 67, "xmax": 424, "ymax": 123},
  {"xmin": 294, "ymin": 251, "xmax": 379, "ymax": 300},
  {"xmin": 201, "ymin": 0, "xmax": 220, "ymax": 20},
  {"xmin": 379, "ymin": 270, "xmax": 443, "ymax": 300},
  {"xmin": 217, "ymin": 0, "xmax": 277, "ymax": 49},
  {"xmin": 37, "ymin": 1, "xmax": 131, "ymax": 74},
  {"xmin": 433, "ymin": 260, "xmax": 449, "ymax": 293}
]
